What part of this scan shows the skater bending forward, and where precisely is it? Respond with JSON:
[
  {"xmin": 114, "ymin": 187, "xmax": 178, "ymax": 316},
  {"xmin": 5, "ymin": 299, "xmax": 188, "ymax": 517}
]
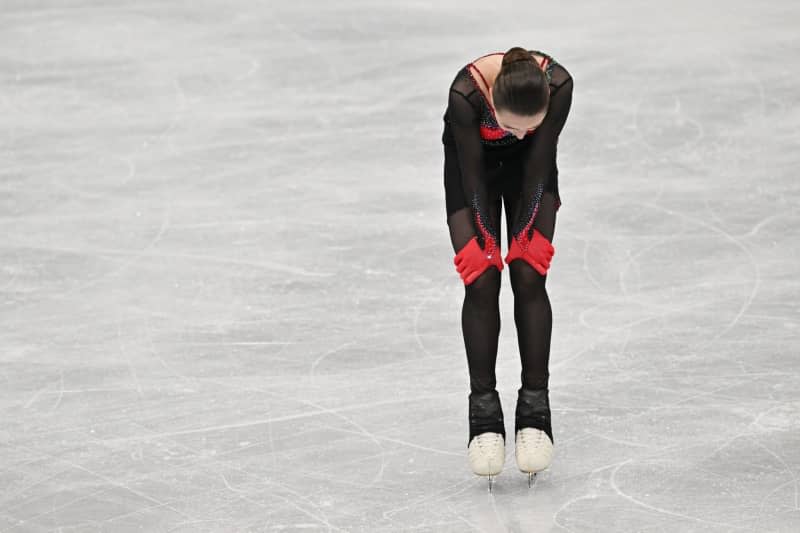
[{"xmin": 442, "ymin": 46, "xmax": 573, "ymax": 489}]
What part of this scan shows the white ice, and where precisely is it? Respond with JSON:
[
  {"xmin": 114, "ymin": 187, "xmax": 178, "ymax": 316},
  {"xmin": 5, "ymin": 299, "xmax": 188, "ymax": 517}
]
[{"xmin": 1, "ymin": 1, "xmax": 799, "ymax": 532}]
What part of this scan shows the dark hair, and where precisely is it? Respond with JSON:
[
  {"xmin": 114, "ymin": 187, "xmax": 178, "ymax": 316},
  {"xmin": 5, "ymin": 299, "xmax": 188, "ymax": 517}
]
[{"xmin": 492, "ymin": 46, "xmax": 549, "ymax": 116}]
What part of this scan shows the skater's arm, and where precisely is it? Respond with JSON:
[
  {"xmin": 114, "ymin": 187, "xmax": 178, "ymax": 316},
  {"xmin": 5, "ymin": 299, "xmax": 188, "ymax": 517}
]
[
  {"xmin": 510, "ymin": 76, "xmax": 573, "ymax": 242},
  {"xmin": 447, "ymin": 88, "xmax": 499, "ymax": 252}
]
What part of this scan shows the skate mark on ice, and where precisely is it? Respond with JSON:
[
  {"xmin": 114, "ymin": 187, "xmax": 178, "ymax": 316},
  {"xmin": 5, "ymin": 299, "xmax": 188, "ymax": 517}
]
[
  {"xmin": 641, "ymin": 201, "xmax": 760, "ymax": 350},
  {"xmin": 608, "ymin": 459, "xmax": 751, "ymax": 529},
  {"xmin": 220, "ymin": 473, "xmax": 344, "ymax": 532}
]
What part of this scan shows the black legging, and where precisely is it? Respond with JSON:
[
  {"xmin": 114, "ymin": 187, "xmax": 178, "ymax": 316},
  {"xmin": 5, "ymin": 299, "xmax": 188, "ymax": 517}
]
[{"xmin": 446, "ymin": 149, "xmax": 557, "ymax": 395}]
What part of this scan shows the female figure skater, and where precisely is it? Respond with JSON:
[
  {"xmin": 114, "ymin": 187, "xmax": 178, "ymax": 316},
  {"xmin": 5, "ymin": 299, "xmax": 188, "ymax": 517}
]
[{"xmin": 442, "ymin": 46, "xmax": 573, "ymax": 491}]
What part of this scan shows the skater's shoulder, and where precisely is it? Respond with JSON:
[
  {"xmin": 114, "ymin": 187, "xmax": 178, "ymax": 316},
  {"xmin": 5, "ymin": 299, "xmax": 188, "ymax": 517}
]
[
  {"xmin": 549, "ymin": 63, "xmax": 573, "ymax": 92},
  {"xmin": 526, "ymin": 48, "xmax": 573, "ymax": 91},
  {"xmin": 447, "ymin": 67, "xmax": 482, "ymax": 114}
]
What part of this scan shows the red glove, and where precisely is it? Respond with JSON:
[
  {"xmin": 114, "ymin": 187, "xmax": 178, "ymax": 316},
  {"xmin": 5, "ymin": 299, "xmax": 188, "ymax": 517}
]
[
  {"xmin": 505, "ymin": 229, "xmax": 554, "ymax": 276},
  {"xmin": 454, "ymin": 235, "xmax": 503, "ymax": 286}
]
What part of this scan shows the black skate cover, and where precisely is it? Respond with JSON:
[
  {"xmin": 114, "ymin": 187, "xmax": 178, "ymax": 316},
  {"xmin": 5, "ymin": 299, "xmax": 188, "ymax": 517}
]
[
  {"xmin": 468, "ymin": 390, "xmax": 506, "ymax": 446},
  {"xmin": 515, "ymin": 387, "xmax": 554, "ymax": 444}
]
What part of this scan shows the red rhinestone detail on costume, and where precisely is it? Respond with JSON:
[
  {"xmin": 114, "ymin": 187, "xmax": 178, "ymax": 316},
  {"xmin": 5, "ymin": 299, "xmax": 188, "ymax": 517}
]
[
  {"xmin": 512, "ymin": 183, "xmax": 545, "ymax": 251},
  {"xmin": 472, "ymin": 194, "xmax": 499, "ymax": 260},
  {"xmin": 479, "ymin": 125, "xmax": 507, "ymax": 140}
]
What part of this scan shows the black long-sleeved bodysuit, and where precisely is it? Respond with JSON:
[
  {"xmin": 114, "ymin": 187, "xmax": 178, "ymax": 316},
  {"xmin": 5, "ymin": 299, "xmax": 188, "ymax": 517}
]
[
  {"xmin": 442, "ymin": 50, "xmax": 574, "ymax": 412},
  {"xmin": 442, "ymin": 50, "xmax": 573, "ymax": 255}
]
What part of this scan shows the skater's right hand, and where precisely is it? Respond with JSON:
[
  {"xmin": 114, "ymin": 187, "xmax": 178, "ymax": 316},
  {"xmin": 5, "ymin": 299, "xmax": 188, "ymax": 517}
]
[{"xmin": 454, "ymin": 235, "xmax": 503, "ymax": 286}]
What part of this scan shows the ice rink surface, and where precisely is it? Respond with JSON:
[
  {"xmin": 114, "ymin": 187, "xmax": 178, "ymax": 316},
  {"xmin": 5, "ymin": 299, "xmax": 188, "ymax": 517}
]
[{"xmin": 1, "ymin": 0, "xmax": 799, "ymax": 531}]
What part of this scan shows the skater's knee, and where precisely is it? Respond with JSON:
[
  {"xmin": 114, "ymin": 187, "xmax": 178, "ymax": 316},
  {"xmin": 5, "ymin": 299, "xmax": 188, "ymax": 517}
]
[
  {"xmin": 509, "ymin": 261, "xmax": 546, "ymax": 298},
  {"xmin": 465, "ymin": 267, "xmax": 501, "ymax": 306}
]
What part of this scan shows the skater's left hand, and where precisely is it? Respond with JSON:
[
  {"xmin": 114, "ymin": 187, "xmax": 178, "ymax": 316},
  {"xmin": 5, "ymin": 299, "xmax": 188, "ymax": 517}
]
[{"xmin": 505, "ymin": 229, "xmax": 554, "ymax": 276}]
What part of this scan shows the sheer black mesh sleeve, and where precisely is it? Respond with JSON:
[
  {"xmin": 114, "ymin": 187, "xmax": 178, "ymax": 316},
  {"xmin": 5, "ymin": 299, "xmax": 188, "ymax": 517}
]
[
  {"xmin": 446, "ymin": 85, "xmax": 500, "ymax": 255},
  {"xmin": 511, "ymin": 75, "xmax": 573, "ymax": 244}
]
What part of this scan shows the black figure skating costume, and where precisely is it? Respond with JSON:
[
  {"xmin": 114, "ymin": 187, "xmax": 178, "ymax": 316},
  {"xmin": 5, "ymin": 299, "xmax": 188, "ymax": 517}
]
[{"xmin": 442, "ymin": 50, "xmax": 573, "ymax": 464}]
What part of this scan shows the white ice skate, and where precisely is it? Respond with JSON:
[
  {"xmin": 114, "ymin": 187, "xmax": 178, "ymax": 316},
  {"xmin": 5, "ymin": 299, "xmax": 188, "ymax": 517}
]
[
  {"xmin": 468, "ymin": 432, "xmax": 505, "ymax": 492},
  {"xmin": 515, "ymin": 428, "xmax": 553, "ymax": 487}
]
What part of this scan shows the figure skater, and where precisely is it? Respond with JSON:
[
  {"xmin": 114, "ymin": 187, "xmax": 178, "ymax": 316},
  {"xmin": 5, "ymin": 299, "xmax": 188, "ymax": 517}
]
[{"xmin": 442, "ymin": 46, "xmax": 573, "ymax": 491}]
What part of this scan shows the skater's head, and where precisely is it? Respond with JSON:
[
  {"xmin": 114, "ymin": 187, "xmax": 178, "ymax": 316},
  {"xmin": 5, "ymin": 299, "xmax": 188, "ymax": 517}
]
[{"xmin": 490, "ymin": 46, "xmax": 550, "ymax": 139}]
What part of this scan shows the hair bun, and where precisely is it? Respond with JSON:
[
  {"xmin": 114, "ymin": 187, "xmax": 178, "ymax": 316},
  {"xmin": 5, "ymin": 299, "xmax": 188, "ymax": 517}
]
[{"xmin": 501, "ymin": 46, "xmax": 534, "ymax": 68}]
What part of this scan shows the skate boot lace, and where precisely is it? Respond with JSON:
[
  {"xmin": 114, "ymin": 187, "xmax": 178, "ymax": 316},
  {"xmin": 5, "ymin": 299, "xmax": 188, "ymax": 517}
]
[
  {"xmin": 518, "ymin": 428, "xmax": 544, "ymax": 447},
  {"xmin": 476, "ymin": 432, "xmax": 503, "ymax": 450}
]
